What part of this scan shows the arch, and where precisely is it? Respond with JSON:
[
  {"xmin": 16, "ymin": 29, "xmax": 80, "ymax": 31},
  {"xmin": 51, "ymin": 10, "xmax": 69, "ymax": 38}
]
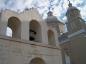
[
  {"xmin": 29, "ymin": 57, "xmax": 45, "ymax": 64},
  {"xmin": 48, "ymin": 30, "xmax": 56, "ymax": 46},
  {"xmin": 7, "ymin": 16, "xmax": 21, "ymax": 38},
  {"xmin": 29, "ymin": 20, "xmax": 42, "ymax": 43}
]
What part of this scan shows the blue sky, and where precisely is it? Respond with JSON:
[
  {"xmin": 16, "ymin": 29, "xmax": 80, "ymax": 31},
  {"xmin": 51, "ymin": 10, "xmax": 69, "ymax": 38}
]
[{"xmin": 0, "ymin": 0, "xmax": 86, "ymax": 22}]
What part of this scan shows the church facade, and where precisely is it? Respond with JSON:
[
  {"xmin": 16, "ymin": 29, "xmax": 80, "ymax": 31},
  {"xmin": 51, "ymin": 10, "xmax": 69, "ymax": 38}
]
[{"xmin": 0, "ymin": 8, "xmax": 63, "ymax": 64}]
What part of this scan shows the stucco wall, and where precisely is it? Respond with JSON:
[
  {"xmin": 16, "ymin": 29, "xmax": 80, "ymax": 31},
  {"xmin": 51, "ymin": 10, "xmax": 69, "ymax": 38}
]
[{"xmin": 0, "ymin": 36, "xmax": 62, "ymax": 64}]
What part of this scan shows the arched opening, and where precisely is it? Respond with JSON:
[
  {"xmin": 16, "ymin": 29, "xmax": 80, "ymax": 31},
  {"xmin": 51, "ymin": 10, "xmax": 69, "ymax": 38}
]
[
  {"xmin": 48, "ymin": 30, "xmax": 56, "ymax": 46},
  {"xmin": 65, "ymin": 53, "xmax": 71, "ymax": 64},
  {"xmin": 29, "ymin": 57, "xmax": 45, "ymax": 64},
  {"xmin": 29, "ymin": 20, "xmax": 42, "ymax": 43},
  {"xmin": 7, "ymin": 16, "xmax": 21, "ymax": 38}
]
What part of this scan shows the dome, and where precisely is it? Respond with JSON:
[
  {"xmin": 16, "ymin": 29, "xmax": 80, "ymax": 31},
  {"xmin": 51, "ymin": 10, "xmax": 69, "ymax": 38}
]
[
  {"xmin": 45, "ymin": 11, "xmax": 64, "ymax": 26},
  {"xmin": 45, "ymin": 16, "xmax": 64, "ymax": 25},
  {"xmin": 45, "ymin": 11, "xmax": 63, "ymax": 24},
  {"xmin": 66, "ymin": 2, "xmax": 80, "ymax": 16},
  {"xmin": 45, "ymin": 16, "xmax": 59, "ymax": 23},
  {"xmin": 66, "ymin": 1, "xmax": 80, "ymax": 14},
  {"xmin": 67, "ymin": 6, "xmax": 80, "ymax": 12}
]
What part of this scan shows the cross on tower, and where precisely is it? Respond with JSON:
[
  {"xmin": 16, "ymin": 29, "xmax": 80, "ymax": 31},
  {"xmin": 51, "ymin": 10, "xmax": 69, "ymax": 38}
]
[{"xmin": 68, "ymin": 0, "xmax": 72, "ymax": 7}]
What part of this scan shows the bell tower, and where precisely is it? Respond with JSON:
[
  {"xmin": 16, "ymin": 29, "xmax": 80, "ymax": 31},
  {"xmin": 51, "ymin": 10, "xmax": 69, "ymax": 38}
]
[{"xmin": 66, "ymin": 0, "xmax": 86, "ymax": 34}]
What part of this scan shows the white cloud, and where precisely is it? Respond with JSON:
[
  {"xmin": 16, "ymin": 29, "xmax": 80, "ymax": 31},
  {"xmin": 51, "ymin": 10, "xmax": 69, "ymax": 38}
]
[
  {"xmin": 0, "ymin": 0, "xmax": 86, "ymax": 21},
  {"xmin": 80, "ymin": 5, "xmax": 86, "ymax": 19},
  {"xmin": 53, "ymin": 6, "xmax": 62, "ymax": 17}
]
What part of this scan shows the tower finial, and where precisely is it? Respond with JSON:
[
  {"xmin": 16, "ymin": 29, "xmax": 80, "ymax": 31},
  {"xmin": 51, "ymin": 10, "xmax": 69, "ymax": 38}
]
[
  {"xmin": 47, "ymin": 0, "xmax": 53, "ymax": 16},
  {"xmin": 68, "ymin": 0, "xmax": 72, "ymax": 7}
]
